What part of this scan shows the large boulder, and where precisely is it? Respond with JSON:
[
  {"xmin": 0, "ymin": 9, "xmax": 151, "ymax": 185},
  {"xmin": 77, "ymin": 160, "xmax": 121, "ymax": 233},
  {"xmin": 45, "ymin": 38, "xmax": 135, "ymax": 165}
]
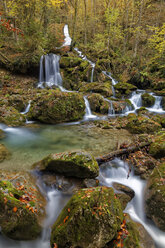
[
  {"xmin": 33, "ymin": 151, "xmax": 99, "ymax": 179},
  {"xmin": 128, "ymin": 72, "xmax": 152, "ymax": 89},
  {"xmin": 126, "ymin": 114, "xmax": 161, "ymax": 134},
  {"xmin": 50, "ymin": 187, "xmax": 123, "ymax": 248},
  {"xmin": 0, "ymin": 179, "xmax": 42, "ymax": 240},
  {"xmin": 149, "ymin": 132, "xmax": 165, "ymax": 158},
  {"xmin": 27, "ymin": 90, "xmax": 85, "ymax": 124},
  {"xmin": 79, "ymin": 81, "xmax": 113, "ymax": 97},
  {"xmin": 141, "ymin": 93, "xmax": 155, "ymax": 107},
  {"xmin": 145, "ymin": 162, "xmax": 165, "ymax": 231}
]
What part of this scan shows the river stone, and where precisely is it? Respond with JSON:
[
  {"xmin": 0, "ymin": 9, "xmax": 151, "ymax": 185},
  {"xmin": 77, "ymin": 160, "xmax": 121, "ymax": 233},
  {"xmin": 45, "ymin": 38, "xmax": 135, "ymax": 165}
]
[
  {"xmin": 0, "ymin": 144, "xmax": 10, "ymax": 162},
  {"xmin": 126, "ymin": 114, "xmax": 161, "ymax": 134},
  {"xmin": 79, "ymin": 81, "xmax": 113, "ymax": 97},
  {"xmin": 149, "ymin": 132, "xmax": 165, "ymax": 158},
  {"xmin": 50, "ymin": 187, "xmax": 123, "ymax": 248},
  {"xmin": 33, "ymin": 151, "xmax": 99, "ymax": 179},
  {"xmin": 0, "ymin": 106, "xmax": 26, "ymax": 126},
  {"xmin": 145, "ymin": 162, "xmax": 165, "ymax": 231},
  {"xmin": 27, "ymin": 89, "xmax": 85, "ymax": 124},
  {"xmin": 0, "ymin": 180, "xmax": 42, "ymax": 240},
  {"xmin": 141, "ymin": 93, "xmax": 155, "ymax": 107},
  {"xmin": 113, "ymin": 183, "xmax": 135, "ymax": 199},
  {"xmin": 114, "ymin": 82, "xmax": 137, "ymax": 98}
]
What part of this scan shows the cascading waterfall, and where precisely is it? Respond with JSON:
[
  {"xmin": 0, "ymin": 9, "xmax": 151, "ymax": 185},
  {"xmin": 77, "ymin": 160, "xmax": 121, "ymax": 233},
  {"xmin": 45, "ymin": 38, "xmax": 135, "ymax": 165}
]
[
  {"xmin": 147, "ymin": 95, "xmax": 165, "ymax": 113},
  {"xmin": 21, "ymin": 100, "xmax": 31, "ymax": 115},
  {"xmin": 63, "ymin": 24, "xmax": 72, "ymax": 47},
  {"xmin": 83, "ymin": 96, "xmax": 98, "ymax": 120},
  {"xmin": 74, "ymin": 47, "xmax": 95, "ymax": 83},
  {"xmin": 102, "ymin": 71, "xmax": 118, "ymax": 98},
  {"xmin": 99, "ymin": 158, "xmax": 165, "ymax": 248},
  {"xmin": 129, "ymin": 90, "xmax": 143, "ymax": 111},
  {"xmin": 38, "ymin": 54, "xmax": 62, "ymax": 89}
]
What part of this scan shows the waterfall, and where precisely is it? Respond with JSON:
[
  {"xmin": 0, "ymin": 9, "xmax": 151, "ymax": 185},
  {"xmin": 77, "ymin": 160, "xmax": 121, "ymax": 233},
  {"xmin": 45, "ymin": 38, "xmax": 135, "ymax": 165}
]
[
  {"xmin": 99, "ymin": 158, "xmax": 165, "ymax": 248},
  {"xmin": 63, "ymin": 24, "xmax": 72, "ymax": 47},
  {"xmin": 147, "ymin": 95, "xmax": 165, "ymax": 113},
  {"xmin": 129, "ymin": 91, "xmax": 143, "ymax": 111},
  {"xmin": 21, "ymin": 100, "xmax": 31, "ymax": 115},
  {"xmin": 83, "ymin": 96, "xmax": 97, "ymax": 120},
  {"xmin": 102, "ymin": 71, "xmax": 117, "ymax": 98},
  {"xmin": 74, "ymin": 47, "xmax": 95, "ymax": 82},
  {"xmin": 38, "ymin": 54, "xmax": 62, "ymax": 88}
]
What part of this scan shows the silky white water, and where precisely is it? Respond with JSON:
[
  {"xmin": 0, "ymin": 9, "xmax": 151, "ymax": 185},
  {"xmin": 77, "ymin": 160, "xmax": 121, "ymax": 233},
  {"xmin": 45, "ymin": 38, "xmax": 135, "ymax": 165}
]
[{"xmin": 99, "ymin": 158, "xmax": 165, "ymax": 248}]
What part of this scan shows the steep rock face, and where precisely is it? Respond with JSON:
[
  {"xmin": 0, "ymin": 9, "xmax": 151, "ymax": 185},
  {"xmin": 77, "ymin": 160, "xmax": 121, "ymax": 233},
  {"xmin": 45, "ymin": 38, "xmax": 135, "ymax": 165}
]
[
  {"xmin": 50, "ymin": 187, "xmax": 123, "ymax": 248},
  {"xmin": 149, "ymin": 132, "xmax": 165, "ymax": 158},
  {"xmin": 0, "ymin": 180, "xmax": 42, "ymax": 240},
  {"xmin": 33, "ymin": 151, "xmax": 99, "ymax": 179},
  {"xmin": 145, "ymin": 162, "xmax": 165, "ymax": 231},
  {"xmin": 27, "ymin": 90, "xmax": 85, "ymax": 124}
]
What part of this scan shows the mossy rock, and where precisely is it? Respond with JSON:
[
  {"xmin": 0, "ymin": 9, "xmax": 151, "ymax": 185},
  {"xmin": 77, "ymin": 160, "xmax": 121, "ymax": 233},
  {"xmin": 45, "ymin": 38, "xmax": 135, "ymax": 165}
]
[
  {"xmin": 151, "ymin": 114, "xmax": 165, "ymax": 128},
  {"xmin": 60, "ymin": 57, "xmax": 82, "ymax": 68},
  {"xmin": 0, "ymin": 106, "xmax": 26, "ymax": 126},
  {"xmin": 8, "ymin": 95, "xmax": 27, "ymax": 112},
  {"xmin": 0, "ymin": 181, "xmax": 42, "ymax": 240},
  {"xmin": 145, "ymin": 162, "xmax": 165, "ymax": 231},
  {"xmin": 33, "ymin": 151, "xmax": 99, "ymax": 179},
  {"xmin": 87, "ymin": 93, "xmax": 109, "ymax": 114},
  {"xmin": 27, "ymin": 90, "xmax": 85, "ymax": 124},
  {"xmin": 141, "ymin": 93, "xmax": 155, "ymax": 107},
  {"xmin": 114, "ymin": 82, "xmax": 137, "ymax": 98},
  {"xmin": 126, "ymin": 115, "xmax": 161, "ymax": 134},
  {"xmin": 161, "ymin": 96, "xmax": 165, "ymax": 110},
  {"xmin": 79, "ymin": 81, "xmax": 113, "ymax": 97},
  {"xmin": 154, "ymin": 81, "xmax": 165, "ymax": 91},
  {"xmin": 50, "ymin": 187, "xmax": 123, "ymax": 248},
  {"xmin": 128, "ymin": 72, "xmax": 152, "ymax": 89},
  {"xmin": 149, "ymin": 132, "xmax": 165, "ymax": 158},
  {"xmin": 0, "ymin": 144, "xmax": 10, "ymax": 162},
  {"xmin": 112, "ymin": 100, "xmax": 133, "ymax": 114}
]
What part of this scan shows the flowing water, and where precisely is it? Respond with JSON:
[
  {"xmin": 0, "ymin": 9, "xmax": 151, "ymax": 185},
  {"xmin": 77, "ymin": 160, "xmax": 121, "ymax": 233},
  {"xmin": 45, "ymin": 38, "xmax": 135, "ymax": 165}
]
[
  {"xmin": 99, "ymin": 159, "xmax": 165, "ymax": 248},
  {"xmin": 62, "ymin": 24, "xmax": 72, "ymax": 47},
  {"xmin": 83, "ymin": 96, "xmax": 98, "ymax": 120}
]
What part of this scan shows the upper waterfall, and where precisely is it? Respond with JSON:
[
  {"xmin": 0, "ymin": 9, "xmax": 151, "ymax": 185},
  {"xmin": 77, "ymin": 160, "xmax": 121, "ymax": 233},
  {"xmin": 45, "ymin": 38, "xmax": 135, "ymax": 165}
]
[{"xmin": 38, "ymin": 54, "xmax": 62, "ymax": 88}]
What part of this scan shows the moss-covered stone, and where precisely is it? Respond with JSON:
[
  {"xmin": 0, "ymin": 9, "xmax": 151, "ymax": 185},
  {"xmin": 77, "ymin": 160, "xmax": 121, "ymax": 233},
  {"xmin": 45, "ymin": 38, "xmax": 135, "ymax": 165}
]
[
  {"xmin": 33, "ymin": 151, "xmax": 99, "ymax": 179},
  {"xmin": 60, "ymin": 56, "xmax": 82, "ymax": 68},
  {"xmin": 128, "ymin": 72, "xmax": 152, "ymax": 89},
  {"xmin": 161, "ymin": 96, "xmax": 165, "ymax": 110},
  {"xmin": 0, "ymin": 106, "xmax": 26, "ymax": 126},
  {"xmin": 27, "ymin": 89, "xmax": 85, "ymax": 124},
  {"xmin": 114, "ymin": 82, "xmax": 137, "ymax": 98},
  {"xmin": 145, "ymin": 162, "xmax": 165, "ymax": 231},
  {"xmin": 79, "ymin": 81, "xmax": 113, "ymax": 97},
  {"xmin": 0, "ymin": 144, "xmax": 10, "ymax": 162},
  {"xmin": 141, "ymin": 93, "xmax": 155, "ymax": 107},
  {"xmin": 50, "ymin": 186, "xmax": 123, "ymax": 248},
  {"xmin": 126, "ymin": 114, "xmax": 161, "ymax": 134},
  {"xmin": 154, "ymin": 81, "xmax": 165, "ymax": 91},
  {"xmin": 149, "ymin": 132, "xmax": 165, "ymax": 158},
  {"xmin": 0, "ymin": 180, "xmax": 42, "ymax": 240},
  {"xmin": 87, "ymin": 93, "xmax": 109, "ymax": 114}
]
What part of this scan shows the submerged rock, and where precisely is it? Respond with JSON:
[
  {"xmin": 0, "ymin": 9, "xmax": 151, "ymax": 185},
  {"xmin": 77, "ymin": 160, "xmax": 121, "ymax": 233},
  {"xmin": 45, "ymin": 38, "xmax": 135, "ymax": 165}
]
[
  {"xmin": 145, "ymin": 162, "xmax": 165, "ymax": 231},
  {"xmin": 141, "ymin": 93, "xmax": 155, "ymax": 107},
  {"xmin": 33, "ymin": 151, "xmax": 99, "ymax": 179},
  {"xmin": 50, "ymin": 187, "xmax": 123, "ymax": 248},
  {"xmin": 149, "ymin": 132, "xmax": 165, "ymax": 158},
  {"xmin": 126, "ymin": 114, "xmax": 161, "ymax": 134},
  {"xmin": 27, "ymin": 89, "xmax": 85, "ymax": 124},
  {"xmin": 0, "ymin": 144, "xmax": 10, "ymax": 162},
  {"xmin": 0, "ymin": 179, "xmax": 43, "ymax": 240}
]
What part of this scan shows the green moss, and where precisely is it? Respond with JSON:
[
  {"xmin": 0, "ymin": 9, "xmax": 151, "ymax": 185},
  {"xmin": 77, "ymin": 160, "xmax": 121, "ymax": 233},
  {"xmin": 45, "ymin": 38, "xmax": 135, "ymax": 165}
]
[
  {"xmin": 0, "ymin": 106, "xmax": 26, "ymax": 126},
  {"xmin": 126, "ymin": 115, "xmax": 161, "ymax": 134},
  {"xmin": 141, "ymin": 93, "xmax": 155, "ymax": 107},
  {"xmin": 51, "ymin": 187, "xmax": 123, "ymax": 248},
  {"xmin": 28, "ymin": 90, "xmax": 85, "ymax": 124},
  {"xmin": 114, "ymin": 82, "xmax": 137, "ymax": 98},
  {"xmin": 145, "ymin": 162, "xmax": 165, "ymax": 231},
  {"xmin": 79, "ymin": 82, "xmax": 113, "ymax": 97},
  {"xmin": 149, "ymin": 132, "xmax": 165, "ymax": 158},
  {"xmin": 33, "ymin": 151, "xmax": 99, "ymax": 179},
  {"xmin": 87, "ymin": 93, "xmax": 109, "ymax": 114}
]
